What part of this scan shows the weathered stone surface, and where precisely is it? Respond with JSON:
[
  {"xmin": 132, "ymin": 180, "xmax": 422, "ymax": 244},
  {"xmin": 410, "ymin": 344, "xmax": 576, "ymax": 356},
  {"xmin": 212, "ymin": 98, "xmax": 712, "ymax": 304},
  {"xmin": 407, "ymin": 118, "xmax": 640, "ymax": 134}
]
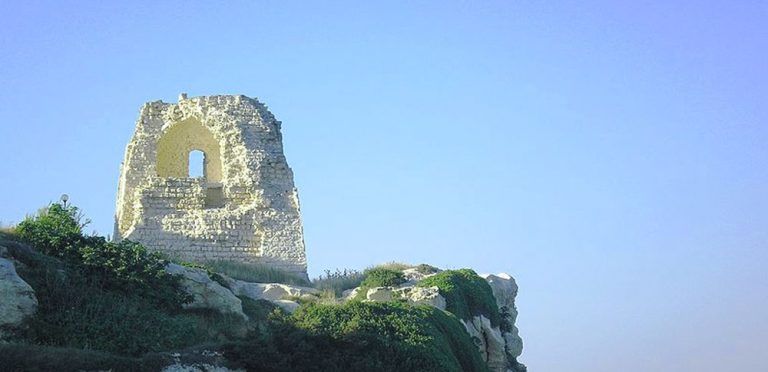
[
  {"xmin": 401, "ymin": 267, "xmax": 435, "ymax": 282},
  {"xmin": 0, "ymin": 258, "xmax": 38, "ymax": 339},
  {"xmin": 223, "ymin": 277, "xmax": 315, "ymax": 313},
  {"xmin": 461, "ymin": 315, "xmax": 507, "ymax": 372},
  {"xmin": 115, "ymin": 95, "xmax": 307, "ymax": 277},
  {"xmin": 365, "ymin": 286, "xmax": 395, "ymax": 302},
  {"xmin": 224, "ymin": 278, "xmax": 316, "ymax": 301},
  {"xmin": 395, "ymin": 285, "xmax": 446, "ymax": 310},
  {"xmin": 481, "ymin": 273, "xmax": 523, "ymax": 360},
  {"xmin": 341, "ymin": 287, "xmax": 359, "ymax": 301},
  {"xmin": 482, "ymin": 273, "xmax": 518, "ymax": 316},
  {"xmin": 166, "ymin": 263, "xmax": 245, "ymax": 318},
  {"xmin": 504, "ymin": 331, "xmax": 524, "ymax": 364}
]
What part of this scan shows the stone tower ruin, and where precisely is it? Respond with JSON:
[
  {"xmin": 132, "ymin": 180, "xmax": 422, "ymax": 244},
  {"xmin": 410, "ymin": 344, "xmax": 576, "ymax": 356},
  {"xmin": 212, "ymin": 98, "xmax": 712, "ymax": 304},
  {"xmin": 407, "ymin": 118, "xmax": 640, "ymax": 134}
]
[{"xmin": 114, "ymin": 94, "xmax": 307, "ymax": 276}]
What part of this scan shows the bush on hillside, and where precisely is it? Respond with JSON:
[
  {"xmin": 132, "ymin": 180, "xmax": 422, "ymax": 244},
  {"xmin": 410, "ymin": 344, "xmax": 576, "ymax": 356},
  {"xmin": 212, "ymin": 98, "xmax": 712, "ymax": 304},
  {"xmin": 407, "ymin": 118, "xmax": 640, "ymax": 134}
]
[
  {"xmin": 16, "ymin": 203, "xmax": 85, "ymax": 258},
  {"xmin": 350, "ymin": 266, "xmax": 407, "ymax": 300},
  {"xmin": 6, "ymin": 203, "xmax": 247, "ymax": 355},
  {"xmin": 225, "ymin": 301, "xmax": 489, "ymax": 372},
  {"xmin": 359, "ymin": 267, "xmax": 406, "ymax": 288},
  {"xmin": 418, "ymin": 269, "xmax": 501, "ymax": 326},
  {"xmin": 11, "ymin": 244, "xmax": 201, "ymax": 356},
  {"xmin": 15, "ymin": 203, "xmax": 189, "ymax": 311},
  {"xmin": 312, "ymin": 268, "xmax": 365, "ymax": 297},
  {"xmin": 79, "ymin": 239, "xmax": 190, "ymax": 310}
]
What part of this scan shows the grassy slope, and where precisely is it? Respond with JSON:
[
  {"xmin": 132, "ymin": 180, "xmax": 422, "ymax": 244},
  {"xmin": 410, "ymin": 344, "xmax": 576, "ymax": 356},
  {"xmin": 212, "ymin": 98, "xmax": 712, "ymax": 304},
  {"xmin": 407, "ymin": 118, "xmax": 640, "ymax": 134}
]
[{"xmin": 1, "ymin": 219, "xmax": 496, "ymax": 372}]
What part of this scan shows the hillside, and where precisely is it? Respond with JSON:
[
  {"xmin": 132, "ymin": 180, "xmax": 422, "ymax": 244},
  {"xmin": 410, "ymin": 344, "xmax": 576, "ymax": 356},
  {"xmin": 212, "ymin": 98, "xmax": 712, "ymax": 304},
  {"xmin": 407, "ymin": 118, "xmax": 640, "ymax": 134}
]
[{"xmin": 0, "ymin": 204, "xmax": 524, "ymax": 372}]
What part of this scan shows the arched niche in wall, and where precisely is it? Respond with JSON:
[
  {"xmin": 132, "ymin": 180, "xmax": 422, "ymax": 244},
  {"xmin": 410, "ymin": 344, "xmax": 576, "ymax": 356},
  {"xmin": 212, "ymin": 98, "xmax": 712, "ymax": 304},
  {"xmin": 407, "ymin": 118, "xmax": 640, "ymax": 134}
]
[{"xmin": 156, "ymin": 118, "xmax": 223, "ymax": 183}]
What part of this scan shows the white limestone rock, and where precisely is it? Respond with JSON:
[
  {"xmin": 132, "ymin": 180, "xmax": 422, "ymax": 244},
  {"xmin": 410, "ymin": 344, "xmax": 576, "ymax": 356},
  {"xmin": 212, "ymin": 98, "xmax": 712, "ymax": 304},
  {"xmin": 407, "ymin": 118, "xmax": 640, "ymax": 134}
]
[
  {"xmin": 225, "ymin": 279, "xmax": 317, "ymax": 302},
  {"xmin": 482, "ymin": 273, "xmax": 518, "ymax": 316},
  {"xmin": 0, "ymin": 258, "xmax": 38, "ymax": 339},
  {"xmin": 481, "ymin": 273, "xmax": 523, "ymax": 359},
  {"xmin": 165, "ymin": 263, "xmax": 245, "ymax": 319},
  {"xmin": 401, "ymin": 267, "xmax": 436, "ymax": 283},
  {"xmin": 461, "ymin": 315, "xmax": 507, "ymax": 372},
  {"xmin": 223, "ymin": 277, "xmax": 316, "ymax": 313},
  {"xmin": 395, "ymin": 285, "xmax": 446, "ymax": 310},
  {"xmin": 365, "ymin": 286, "xmax": 395, "ymax": 302},
  {"xmin": 504, "ymin": 330, "xmax": 524, "ymax": 363},
  {"xmin": 341, "ymin": 287, "xmax": 360, "ymax": 301}
]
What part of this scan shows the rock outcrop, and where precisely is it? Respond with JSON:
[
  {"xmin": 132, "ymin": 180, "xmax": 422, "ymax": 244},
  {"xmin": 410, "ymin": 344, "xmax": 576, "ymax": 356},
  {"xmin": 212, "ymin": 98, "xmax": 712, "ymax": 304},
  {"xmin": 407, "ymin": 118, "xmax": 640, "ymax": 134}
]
[
  {"xmin": 462, "ymin": 315, "xmax": 508, "ymax": 371},
  {"xmin": 222, "ymin": 277, "xmax": 317, "ymax": 313},
  {"xmin": 165, "ymin": 264, "xmax": 322, "ymax": 315},
  {"xmin": 396, "ymin": 285, "xmax": 446, "ymax": 310},
  {"xmin": 165, "ymin": 263, "xmax": 246, "ymax": 319},
  {"xmin": 344, "ymin": 269, "xmax": 524, "ymax": 372},
  {"xmin": 0, "ymin": 257, "xmax": 38, "ymax": 340},
  {"xmin": 481, "ymin": 273, "xmax": 524, "ymax": 363}
]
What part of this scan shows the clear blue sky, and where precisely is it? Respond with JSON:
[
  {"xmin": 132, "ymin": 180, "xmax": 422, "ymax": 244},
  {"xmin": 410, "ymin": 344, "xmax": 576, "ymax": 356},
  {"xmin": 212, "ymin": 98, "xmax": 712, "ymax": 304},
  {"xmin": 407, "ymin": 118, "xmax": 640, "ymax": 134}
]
[{"xmin": 1, "ymin": 1, "xmax": 766, "ymax": 371}]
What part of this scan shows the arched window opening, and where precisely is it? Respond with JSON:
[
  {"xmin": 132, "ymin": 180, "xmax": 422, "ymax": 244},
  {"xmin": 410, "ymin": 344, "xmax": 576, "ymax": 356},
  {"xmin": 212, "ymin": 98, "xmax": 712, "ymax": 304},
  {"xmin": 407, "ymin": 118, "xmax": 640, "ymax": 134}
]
[
  {"xmin": 189, "ymin": 150, "xmax": 206, "ymax": 178},
  {"xmin": 156, "ymin": 118, "xmax": 223, "ymax": 182}
]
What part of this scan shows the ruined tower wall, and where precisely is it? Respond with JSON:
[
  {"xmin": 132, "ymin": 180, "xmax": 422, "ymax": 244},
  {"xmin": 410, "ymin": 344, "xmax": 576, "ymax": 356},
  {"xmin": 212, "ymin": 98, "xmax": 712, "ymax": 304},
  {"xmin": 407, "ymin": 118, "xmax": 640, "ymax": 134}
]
[{"xmin": 114, "ymin": 95, "xmax": 307, "ymax": 276}]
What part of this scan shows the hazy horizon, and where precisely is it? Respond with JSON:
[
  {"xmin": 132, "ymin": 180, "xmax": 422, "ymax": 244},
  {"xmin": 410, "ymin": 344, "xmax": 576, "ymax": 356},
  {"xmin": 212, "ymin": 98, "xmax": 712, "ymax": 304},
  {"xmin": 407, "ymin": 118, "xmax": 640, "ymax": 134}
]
[{"xmin": 2, "ymin": 1, "xmax": 766, "ymax": 371}]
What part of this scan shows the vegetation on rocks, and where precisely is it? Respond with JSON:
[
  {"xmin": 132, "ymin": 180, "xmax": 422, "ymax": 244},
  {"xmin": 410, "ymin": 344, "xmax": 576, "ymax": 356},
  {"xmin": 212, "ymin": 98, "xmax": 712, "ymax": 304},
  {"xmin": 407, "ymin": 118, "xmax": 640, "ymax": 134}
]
[
  {"xmin": 351, "ymin": 266, "xmax": 407, "ymax": 301},
  {"xmin": 1, "ymin": 202, "xmax": 511, "ymax": 371},
  {"xmin": 312, "ymin": 268, "xmax": 365, "ymax": 296},
  {"xmin": 2, "ymin": 204, "xmax": 258, "ymax": 359},
  {"xmin": 225, "ymin": 301, "xmax": 489, "ymax": 372},
  {"xmin": 359, "ymin": 266, "xmax": 406, "ymax": 288},
  {"xmin": 418, "ymin": 269, "xmax": 502, "ymax": 326},
  {"xmin": 16, "ymin": 204, "xmax": 189, "ymax": 310}
]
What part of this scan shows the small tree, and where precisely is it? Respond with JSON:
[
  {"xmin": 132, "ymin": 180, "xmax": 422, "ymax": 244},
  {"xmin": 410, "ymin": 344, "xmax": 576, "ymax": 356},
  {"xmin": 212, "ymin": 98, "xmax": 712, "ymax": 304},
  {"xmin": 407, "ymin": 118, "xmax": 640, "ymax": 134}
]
[{"xmin": 17, "ymin": 203, "xmax": 87, "ymax": 257}]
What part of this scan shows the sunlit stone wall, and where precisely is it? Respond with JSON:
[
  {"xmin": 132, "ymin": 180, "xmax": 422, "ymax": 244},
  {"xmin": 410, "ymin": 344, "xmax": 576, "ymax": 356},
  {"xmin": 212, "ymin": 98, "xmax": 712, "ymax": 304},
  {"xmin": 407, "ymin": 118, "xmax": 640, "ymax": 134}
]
[{"xmin": 114, "ymin": 94, "xmax": 307, "ymax": 277}]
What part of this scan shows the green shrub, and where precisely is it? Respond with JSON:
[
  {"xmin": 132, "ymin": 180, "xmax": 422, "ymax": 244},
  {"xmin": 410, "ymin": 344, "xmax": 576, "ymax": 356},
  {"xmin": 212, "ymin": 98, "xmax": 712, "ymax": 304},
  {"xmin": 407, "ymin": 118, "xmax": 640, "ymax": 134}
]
[
  {"xmin": 7, "ymin": 203, "xmax": 242, "ymax": 355},
  {"xmin": 14, "ymin": 203, "xmax": 189, "ymax": 311},
  {"xmin": 239, "ymin": 296, "xmax": 280, "ymax": 320},
  {"xmin": 311, "ymin": 268, "xmax": 365, "ymax": 297},
  {"xmin": 79, "ymin": 239, "xmax": 190, "ymax": 310},
  {"xmin": 418, "ymin": 269, "xmax": 501, "ymax": 327},
  {"xmin": 360, "ymin": 267, "xmax": 406, "ymax": 288},
  {"xmin": 204, "ymin": 260, "xmax": 310, "ymax": 287},
  {"xmin": 16, "ymin": 203, "xmax": 85, "ymax": 258},
  {"xmin": 350, "ymin": 267, "xmax": 407, "ymax": 300},
  {"xmin": 12, "ymin": 245, "xmax": 199, "ymax": 356},
  {"xmin": 225, "ymin": 301, "xmax": 488, "ymax": 372}
]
